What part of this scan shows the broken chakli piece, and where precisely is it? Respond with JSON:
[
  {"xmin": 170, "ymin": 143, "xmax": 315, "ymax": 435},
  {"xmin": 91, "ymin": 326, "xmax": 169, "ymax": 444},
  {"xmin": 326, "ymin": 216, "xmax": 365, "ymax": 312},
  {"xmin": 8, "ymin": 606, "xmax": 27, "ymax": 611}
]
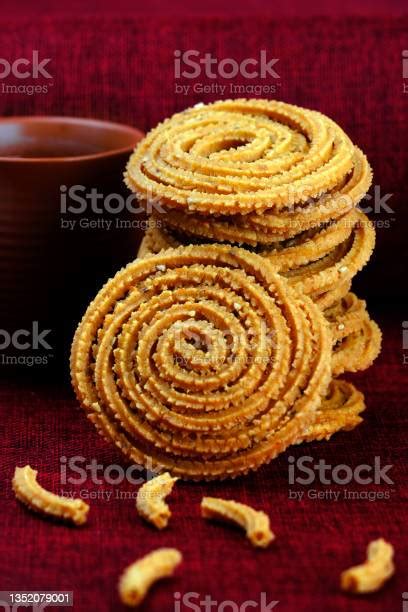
[
  {"xmin": 71, "ymin": 244, "xmax": 332, "ymax": 480},
  {"xmin": 136, "ymin": 472, "xmax": 178, "ymax": 529},
  {"xmin": 12, "ymin": 465, "xmax": 89, "ymax": 525},
  {"xmin": 118, "ymin": 548, "xmax": 182, "ymax": 607},
  {"xmin": 340, "ymin": 539, "xmax": 395, "ymax": 594},
  {"xmin": 201, "ymin": 496, "xmax": 275, "ymax": 548}
]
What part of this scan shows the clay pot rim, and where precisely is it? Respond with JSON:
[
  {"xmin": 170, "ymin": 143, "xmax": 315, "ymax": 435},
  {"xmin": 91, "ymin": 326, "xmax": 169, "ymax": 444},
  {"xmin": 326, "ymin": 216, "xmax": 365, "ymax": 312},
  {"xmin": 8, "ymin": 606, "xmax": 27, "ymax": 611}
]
[{"xmin": 0, "ymin": 115, "xmax": 144, "ymax": 163}]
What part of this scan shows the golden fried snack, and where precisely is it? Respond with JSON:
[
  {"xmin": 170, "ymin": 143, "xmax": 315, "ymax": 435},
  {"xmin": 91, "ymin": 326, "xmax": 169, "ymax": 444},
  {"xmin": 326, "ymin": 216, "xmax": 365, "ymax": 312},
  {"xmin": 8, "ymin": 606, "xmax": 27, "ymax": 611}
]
[
  {"xmin": 258, "ymin": 211, "xmax": 358, "ymax": 273},
  {"xmin": 137, "ymin": 225, "xmax": 180, "ymax": 259},
  {"xmin": 233, "ymin": 147, "xmax": 372, "ymax": 239},
  {"xmin": 298, "ymin": 379, "xmax": 365, "ymax": 442},
  {"xmin": 332, "ymin": 316, "xmax": 382, "ymax": 376},
  {"xmin": 118, "ymin": 548, "xmax": 182, "ymax": 607},
  {"xmin": 141, "ymin": 210, "xmax": 357, "ymax": 268},
  {"xmin": 136, "ymin": 472, "xmax": 178, "ymax": 529},
  {"xmin": 12, "ymin": 465, "xmax": 89, "ymax": 525},
  {"xmin": 201, "ymin": 497, "xmax": 274, "ymax": 548},
  {"xmin": 324, "ymin": 293, "xmax": 367, "ymax": 343},
  {"xmin": 71, "ymin": 245, "xmax": 332, "ymax": 480},
  {"xmin": 137, "ymin": 226, "xmax": 180, "ymax": 258},
  {"xmin": 282, "ymin": 211, "xmax": 375, "ymax": 296},
  {"xmin": 340, "ymin": 539, "xmax": 395, "ymax": 594},
  {"xmin": 137, "ymin": 211, "xmax": 375, "ymax": 305},
  {"xmin": 150, "ymin": 147, "xmax": 372, "ymax": 246},
  {"xmin": 312, "ymin": 280, "xmax": 352, "ymax": 310},
  {"xmin": 137, "ymin": 230, "xmax": 380, "ymax": 373},
  {"xmin": 125, "ymin": 99, "xmax": 356, "ymax": 215}
]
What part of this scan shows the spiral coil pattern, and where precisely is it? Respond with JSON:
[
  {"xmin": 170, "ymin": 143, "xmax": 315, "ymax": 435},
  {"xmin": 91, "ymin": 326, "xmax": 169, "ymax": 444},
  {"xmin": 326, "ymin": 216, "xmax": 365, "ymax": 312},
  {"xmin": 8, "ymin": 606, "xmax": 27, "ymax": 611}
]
[
  {"xmin": 71, "ymin": 245, "xmax": 332, "ymax": 480},
  {"xmin": 148, "ymin": 147, "xmax": 372, "ymax": 246},
  {"xmin": 125, "ymin": 99, "xmax": 357, "ymax": 215}
]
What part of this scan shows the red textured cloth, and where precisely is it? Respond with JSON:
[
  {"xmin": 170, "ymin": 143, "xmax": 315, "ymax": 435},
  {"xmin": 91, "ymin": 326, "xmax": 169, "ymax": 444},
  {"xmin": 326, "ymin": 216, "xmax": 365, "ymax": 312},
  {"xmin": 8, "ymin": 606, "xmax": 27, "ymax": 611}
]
[
  {"xmin": 1, "ymin": 0, "xmax": 407, "ymax": 17},
  {"xmin": 0, "ymin": 7, "xmax": 407, "ymax": 612}
]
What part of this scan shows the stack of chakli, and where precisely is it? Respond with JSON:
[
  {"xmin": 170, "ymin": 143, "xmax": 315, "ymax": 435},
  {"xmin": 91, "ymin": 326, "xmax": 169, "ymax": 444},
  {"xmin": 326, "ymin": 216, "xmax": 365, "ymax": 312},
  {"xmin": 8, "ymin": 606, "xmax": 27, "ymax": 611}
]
[
  {"xmin": 128, "ymin": 101, "xmax": 380, "ymax": 371},
  {"xmin": 127, "ymin": 98, "xmax": 381, "ymax": 429},
  {"xmin": 69, "ymin": 99, "xmax": 382, "ymax": 481}
]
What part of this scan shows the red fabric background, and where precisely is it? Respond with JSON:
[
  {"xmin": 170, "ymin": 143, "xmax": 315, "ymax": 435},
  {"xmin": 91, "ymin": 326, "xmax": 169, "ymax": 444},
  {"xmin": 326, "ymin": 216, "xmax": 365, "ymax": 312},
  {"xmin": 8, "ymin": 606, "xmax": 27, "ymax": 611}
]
[
  {"xmin": 1, "ymin": 0, "xmax": 407, "ymax": 18},
  {"xmin": 0, "ymin": 4, "xmax": 407, "ymax": 612}
]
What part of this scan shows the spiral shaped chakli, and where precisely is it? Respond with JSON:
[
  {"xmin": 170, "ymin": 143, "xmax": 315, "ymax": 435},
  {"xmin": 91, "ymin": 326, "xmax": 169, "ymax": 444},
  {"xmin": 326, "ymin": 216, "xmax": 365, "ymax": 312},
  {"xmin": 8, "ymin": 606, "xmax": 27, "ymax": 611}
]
[
  {"xmin": 125, "ymin": 99, "xmax": 357, "ymax": 216},
  {"xmin": 149, "ymin": 147, "xmax": 372, "ymax": 246},
  {"xmin": 71, "ymin": 245, "xmax": 332, "ymax": 480},
  {"xmin": 138, "ymin": 220, "xmax": 380, "ymax": 375}
]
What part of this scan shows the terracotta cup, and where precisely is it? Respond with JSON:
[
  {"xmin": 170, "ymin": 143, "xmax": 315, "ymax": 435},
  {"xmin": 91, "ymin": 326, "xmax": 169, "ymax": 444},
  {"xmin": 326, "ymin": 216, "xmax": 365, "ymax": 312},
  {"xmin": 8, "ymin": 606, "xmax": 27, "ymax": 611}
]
[{"xmin": 0, "ymin": 116, "xmax": 144, "ymax": 373}]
